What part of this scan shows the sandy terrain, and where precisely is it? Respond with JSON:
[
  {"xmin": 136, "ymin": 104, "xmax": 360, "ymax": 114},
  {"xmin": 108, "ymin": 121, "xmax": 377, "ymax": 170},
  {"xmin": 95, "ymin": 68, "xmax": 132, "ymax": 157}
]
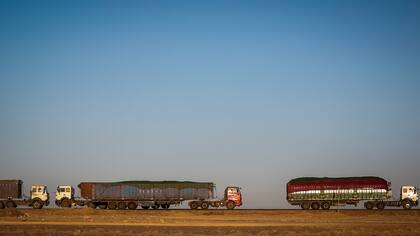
[{"xmin": 0, "ymin": 208, "xmax": 419, "ymax": 235}]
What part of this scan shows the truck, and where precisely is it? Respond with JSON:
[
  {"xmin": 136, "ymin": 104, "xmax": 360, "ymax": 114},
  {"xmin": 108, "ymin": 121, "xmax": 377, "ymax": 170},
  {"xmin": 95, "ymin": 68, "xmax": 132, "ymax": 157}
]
[
  {"xmin": 55, "ymin": 181, "xmax": 242, "ymax": 210},
  {"xmin": 0, "ymin": 180, "xmax": 50, "ymax": 209},
  {"xmin": 287, "ymin": 176, "xmax": 418, "ymax": 210}
]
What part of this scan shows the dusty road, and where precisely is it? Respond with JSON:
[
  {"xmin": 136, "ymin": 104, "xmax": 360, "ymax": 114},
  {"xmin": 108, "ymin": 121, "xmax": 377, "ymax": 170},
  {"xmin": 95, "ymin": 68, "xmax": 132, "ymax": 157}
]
[{"xmin": 0, "ymin": 208, "xmax": 419, "ymax": 235}]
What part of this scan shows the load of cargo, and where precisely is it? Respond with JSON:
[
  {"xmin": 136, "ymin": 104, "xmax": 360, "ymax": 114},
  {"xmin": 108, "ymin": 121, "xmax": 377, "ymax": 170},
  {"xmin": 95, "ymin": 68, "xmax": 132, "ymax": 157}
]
[
  {"xmin": 0, "ymin": 180, "xmax": 49, "ymax": 209},
  {"xmin": 55, "ymin": 181, "xmax": 242, "ymax": 210},
  {"xmin": 287, "ymin": 176, "xmax": 418, "ymax": 210}
]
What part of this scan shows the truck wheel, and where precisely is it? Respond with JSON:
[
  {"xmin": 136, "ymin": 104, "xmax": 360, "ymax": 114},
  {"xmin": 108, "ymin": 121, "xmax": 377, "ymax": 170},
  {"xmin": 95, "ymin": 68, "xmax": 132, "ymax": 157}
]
[
  {"xmin": 61, "ymin": 199, "xmax": 71, "ymax": 208},
  {"xmin": 117, "ymin": 202, "xmax": 126, "ymax": 210},
  {"xmin": 311, "ymin": 202, "xmax": 320, "ymax": 210},
  {"xmin": 402, "ymin": 201, "xmax": 412, "ymax": 210},
  {"xmin": 321, "ymin": 202, "xmax": 330, "ymax": 210},
  {"xmin": 301, "ymin": 202, "xmax": 310, "ymax": 210},
  {"xmin": 161, "ymin": 204, "xmax": 170, "ymax": 209},
  {"xmin": 365, "ymin": 201, "xmax": 374, "ymax": 210},
  {"xmin": 6, "ymin": 200, "xmax": 16, "ymax": 208},
  {"xmin": 141, "ymin": 206, "xmax": 150, "ymax": 210},
  {"xmin": 151, "ymin": 204, "xmax": 159, "ymax": 209},
  {"xmin": 98, "ymin": 204, "xmax": 108, "ymax": 210},
  {"xmin": 0, "ymin": 201, "xmax": 4, "ymax": 209},
  {"xmin": 88, "ymin": 202, "xmax": 97, "ymax": 209},
  {"xmin": 190, "ymin": 201, "xmax": 199, "ymax": 210},
  {"xmin": 128, "ymin": 202, "xmax": 137, "ymax": 210},
  {"xmin": 108, "ymin": 202, "xmax": 117, "ymax": 210},
  {"xmin": 226, "ymin": 201, "xmax": 235, "ymax": 210},
  {"xmin": 376, "ymin": 202, "xmax": 385, "ymax": 210},
  {"xmin": 201, "ymin": 202, "xmax": 209, "ymax": 210},
  {"xmin": 32, "ymin": 200, "xmax": 43, "ymax": 209}
]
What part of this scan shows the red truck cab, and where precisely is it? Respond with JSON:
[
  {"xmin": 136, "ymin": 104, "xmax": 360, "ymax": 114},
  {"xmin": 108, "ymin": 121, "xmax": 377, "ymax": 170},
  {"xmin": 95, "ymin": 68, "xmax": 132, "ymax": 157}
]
[{"xmin": 225, "ymin": 186, "xmax": 242, "ymax": 209}]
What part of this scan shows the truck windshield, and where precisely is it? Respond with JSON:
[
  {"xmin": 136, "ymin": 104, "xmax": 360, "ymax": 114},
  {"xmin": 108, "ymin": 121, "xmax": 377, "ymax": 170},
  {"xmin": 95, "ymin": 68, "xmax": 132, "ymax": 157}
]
[{"xmin": 228, "ymin": 188, "xmax": 239, "ymax": 194}]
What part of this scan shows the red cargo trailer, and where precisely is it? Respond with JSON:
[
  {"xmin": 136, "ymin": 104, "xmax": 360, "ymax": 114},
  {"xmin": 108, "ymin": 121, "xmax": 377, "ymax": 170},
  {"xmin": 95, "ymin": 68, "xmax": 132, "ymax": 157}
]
[
  {"xmin": 287, "ymin": 176, "xmax": 389, "ymax": 193},
  {"xmin": 287, "ymin": 177, "xmax": 418, "ymax": 210}
]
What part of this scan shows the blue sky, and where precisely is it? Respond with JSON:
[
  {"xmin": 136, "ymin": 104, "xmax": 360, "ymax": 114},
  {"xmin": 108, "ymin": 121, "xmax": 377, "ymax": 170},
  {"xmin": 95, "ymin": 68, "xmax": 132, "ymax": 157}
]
[{"xmin": 0, "ymin": 0, "xmax": 419, "ymax": 208}]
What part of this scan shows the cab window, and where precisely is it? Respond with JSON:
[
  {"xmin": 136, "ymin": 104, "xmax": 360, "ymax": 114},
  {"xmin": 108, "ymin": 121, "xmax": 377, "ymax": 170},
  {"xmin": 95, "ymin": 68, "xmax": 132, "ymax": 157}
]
[
  {"xmin": 32, "ymin": 187, "xmax": 37, "ymax": 192},
  {"xmin": 66, "ymin": 188, "xmax": 71, "ymax": 192},
  {"xmin": 228, "ymin": 188, "xmax": 238, "ymax": 194},
  {"xmin": 403, "ymin": 188, "xmax": 407, "ymax": 193}
]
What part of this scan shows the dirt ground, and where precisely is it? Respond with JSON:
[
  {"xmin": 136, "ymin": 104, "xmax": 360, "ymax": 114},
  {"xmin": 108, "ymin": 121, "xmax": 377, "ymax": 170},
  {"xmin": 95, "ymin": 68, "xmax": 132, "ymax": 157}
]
[{"xmin": 0, "ymin": 208, "xmax": 419, "ymax": 235}]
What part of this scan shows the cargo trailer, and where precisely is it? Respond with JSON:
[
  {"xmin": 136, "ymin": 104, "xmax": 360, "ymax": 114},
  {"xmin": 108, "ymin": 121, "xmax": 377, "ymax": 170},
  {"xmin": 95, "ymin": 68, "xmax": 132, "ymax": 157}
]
[
  {"xmin": 287, "ymin": 177, "xmax": 418, "ymax": 210},
  {"xmin": 0, "ymin": 180, "xmax": 50, "ymax": 209},
  {"xmin": 55, "ymin": 181, "xmax": 242, "ymax": 210}
]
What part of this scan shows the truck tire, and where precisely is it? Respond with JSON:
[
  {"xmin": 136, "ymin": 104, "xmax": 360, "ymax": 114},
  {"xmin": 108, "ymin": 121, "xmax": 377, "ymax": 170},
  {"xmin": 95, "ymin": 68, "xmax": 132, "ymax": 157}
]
[
  {"xmin": 365, "ymin": 201, "xmax": 374, "ymax": 210},
  {"xmin": 141, "ymin": 206, "xmax": 150, "ymax": 210},
  {"xmin": 6, "ymin": 200, "xmax": 16, "ymax": 208},
  {"xmin": 0, "ymin": 201, "xmax": 4, "ymax": 209},
  {"xmin": 128, "ymin": 202, "xmax": 137, "ymax": 210},
  {"xmin": 301, "ymin": 202, "xmax": 310, "ymax": 210},
  {"xmin": 321, "ymin": 202, "xmax": 330, "ymax": 210},
  {"xmin": 32, "ymin": 200, "xmax": 43, "ymax": 209},
  {"xmin": 376, "ymin": 202, "xmax": 385, "ymax": 210},
  {"xmin": 226, "ymin": 201, "xmax": 235, "ymax": 210},
  {"xmin": 151, "ymin": 204, "xmax": 159, "ymax": 209},
  {"xmin": 61, "ymin": 198, "xmax": 71, "ymax": 208},
  {"xmin": 402, "ymin": 200, "xmax": 412, "ymax": 210},
  {"xmin": 108, "ymin": 202, "xmax": 117, "ymax": 210},
  {"xmin": 161, "ymin": 204, "xmax": 170, "ymax": 209},
  {"xmin": 98, "ymin": 204, "xmax": 108, "ymax": 210},
  {"xmin": 201, "ymin": 202, "xmax": 209, "ymax": 210},
  {"xmin": 311, "ymin": 202, "xmax": 320, "ymax": 210},
  {"xmin": 117, "ymin": 202, "xmax": 126, "ymax": 210},
  {"xmin": 88, "ymin": 202, "xmax": 97, "ymax": 209},
  {"xmin": 190, "ymin": 201, "xmax": 199, "ymax": 210}
]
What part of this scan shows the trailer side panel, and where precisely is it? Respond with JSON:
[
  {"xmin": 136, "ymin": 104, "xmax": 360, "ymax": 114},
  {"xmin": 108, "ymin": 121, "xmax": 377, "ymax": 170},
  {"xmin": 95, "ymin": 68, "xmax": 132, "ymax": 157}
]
[
  {"xmin": 79, "ymin": 181, "xmax": 214, "ymax": 201},
  {"xmin": 0, "ymin": 180, "xmax": 22, "ymax": 199}
]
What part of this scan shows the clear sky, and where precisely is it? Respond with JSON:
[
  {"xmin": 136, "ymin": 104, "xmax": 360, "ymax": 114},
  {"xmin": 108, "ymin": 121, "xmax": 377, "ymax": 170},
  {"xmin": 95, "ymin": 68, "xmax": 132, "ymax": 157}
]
[{"xmin": 0, "ymin": 0, "xmax": 419, "ymax": 208}]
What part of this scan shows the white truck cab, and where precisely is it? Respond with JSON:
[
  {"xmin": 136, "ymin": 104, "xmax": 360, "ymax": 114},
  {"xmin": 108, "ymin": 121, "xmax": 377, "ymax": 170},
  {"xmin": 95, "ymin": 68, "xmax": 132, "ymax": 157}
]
[
  {"xmin": 55, "ymin": 185, "xmax": 74, "ymax": 207},
  {"xmin": 56, "ymin": 185, "xmax": 74, "ymax": 201},
  {"xmin": 30, "ymin": 185, "xmax": 49, "ymax": 209},
  {"xmin": 31, "ymin": 185, "xmax": 49, "ymax": 202},
  {"xmin": 401, "ymin": 185, "xmax": 418, "ymax": 203}
]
